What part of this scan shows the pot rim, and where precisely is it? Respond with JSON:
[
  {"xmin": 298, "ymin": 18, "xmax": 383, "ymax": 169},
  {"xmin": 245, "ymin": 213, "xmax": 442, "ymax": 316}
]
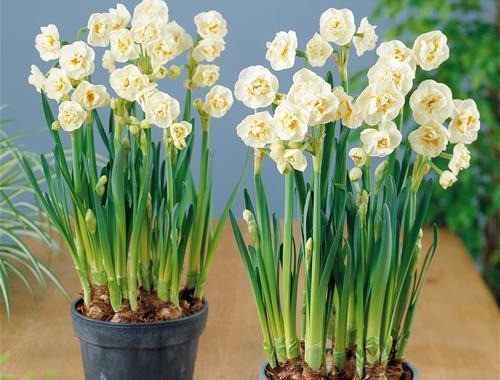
[
  {"xmin": 70, "ymin": 297, "xmax": 209, "ymax": 329},
  {"xmin": 259, "ymin": 360, "xmax": 418, "ymax": 379}
]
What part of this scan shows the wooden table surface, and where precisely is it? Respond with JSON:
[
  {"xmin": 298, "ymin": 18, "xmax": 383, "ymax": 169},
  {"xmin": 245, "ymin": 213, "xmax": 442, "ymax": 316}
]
[{"xmin": 1, "ymin": 225, "xmax": 498, "ymax": 380}]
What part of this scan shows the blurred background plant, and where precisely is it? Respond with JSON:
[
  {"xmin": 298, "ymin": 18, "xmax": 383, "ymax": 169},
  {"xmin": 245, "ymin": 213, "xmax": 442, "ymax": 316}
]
[
  {"xmin": 0, "ymin": 351, "xmax": 55, "ymax": 380},
  {"xmin": 0, "ymin": 113, "xmax": 68, "ymax": 320},
  {"xmin": 372, "ymin": 0, "xmax": 499, "ymax": 301}
]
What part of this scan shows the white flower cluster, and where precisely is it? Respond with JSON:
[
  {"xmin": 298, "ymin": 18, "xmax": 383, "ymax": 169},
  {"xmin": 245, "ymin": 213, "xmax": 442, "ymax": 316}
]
[
  {"xmin": 28, "ymin": 1, "xmax": 233, "ymax": 149},
  {"xmin": 234, "ymin": 8, "xmax": 479, "ymax": 187}
]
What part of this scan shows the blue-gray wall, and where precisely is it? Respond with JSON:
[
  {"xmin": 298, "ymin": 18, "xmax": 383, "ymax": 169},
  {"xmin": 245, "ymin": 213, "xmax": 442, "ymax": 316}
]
[{"xmin": 1, "ymin": 0, "xmax": 385, "ymax": 214}]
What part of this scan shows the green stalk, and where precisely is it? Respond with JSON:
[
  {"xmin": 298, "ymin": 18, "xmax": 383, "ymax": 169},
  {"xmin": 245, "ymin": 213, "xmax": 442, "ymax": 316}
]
[
  {"xmin": 187, "ymin": 120, "xmax": 210, "ymax": 290},
  {"xmin": 127, "ymin": 132, "xmax": 152, "ymax": 311},
  {"xmin": 365, "ymin": 206, "xmax": 392, "ymax": 366},
  {"xmin": 305, "ymin": 154, "xmax": 323, "ymax": 372},
  {"xmin": 282, "ymin": 173, "xmax": 299, "ymax": 359},
  {"xmin": 70, "ymin": 131, "xmax": 92, "ymax": 306},
  {"xmin": 111, "ymin": 138, "xmax": 127, "ymax": 298}
]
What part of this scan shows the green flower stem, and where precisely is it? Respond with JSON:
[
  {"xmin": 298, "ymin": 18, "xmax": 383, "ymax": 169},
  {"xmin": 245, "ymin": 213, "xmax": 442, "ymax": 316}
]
[
  {"xmin": 128, "ymin": 132, "xmax": 152, "ymax": 311},
  {"xmin": 70, "ymin": 131, "xmax": 92, "ymax": 306},
  {"xmin": 365, "ymin": 206, "xmax": 392, "ymax": 366},
  {"xmin": 282, "ymin": 173, "xmax": 299, "ymax": 359},
  {"xmin": 111, "ymin": 114, "xmax": 127, "ymax": 298},
  {"xmin": 187, "ymin": 119, "xmax": 210, "ymax": 290},
  {"xmin": 305, "ymin": 155, "xmax": 324, "ymax": 372},
  {"xmin": 255, "ymin": 172, "xmax": 286, "ymax": 363}
]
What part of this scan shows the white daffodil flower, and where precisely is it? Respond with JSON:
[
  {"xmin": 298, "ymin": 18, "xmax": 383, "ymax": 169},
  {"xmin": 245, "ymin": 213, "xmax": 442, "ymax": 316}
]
[
  {"xmin": 274, "ymin": 100, "xmax": 309, "ymax": 142},
  {"xmin": 171, "ymin": 121, "xmax": 192, "ymax": 150},
  {"xmin": 409, "ymin": 79, "xmax": 453, "ymax": 124},
  {"xmin": 319, "ymin": 8, "xmax": 355, "ymax": 46},
  {"xmin": 109, "ymin": 64, "xmax": 149, "ymax": 101},
  {"xmin": 367, "ymin": 57, "xmax": 415, "ymax": 96},
  {"xmin": 147, "ymin": 37, "xmax": 178, "ymax": 70},
  {"xmin": 305, "ymin": 33, "xmax": 333, "ymax": 67},
  {"xmin": 449, "ymin": 99, "xmax": 480, "ymax": 144},
  {"xmin": 59, "ymin": 41, "xmax": 95, "ymax": 80},
  {"xmin": 192, "ymin": 65, "xmax": 220, "ymax": 88},
  {"xmin": 439, "ymin": 170, "xmax": 457, "ymax": 189},
  {"xmin": 109, "ymin": 29, "xmax": 139, "ymax": 62},
  {"xmin": 102, "ymin": 50, "xmax": 116, "ymax": 73},
  {"xmin": 164, "ymin": 21, "xmax": 193, "ymax": 54},
  {"xmin": 356, "ymin": 82, "xmax": 405, "ymax": 126},
  {"xmin": 449, "ymin": 143, "xmax": 471, "ymax": 174},
  {"xmin": 132, "ymin": 0, "xmax": 169, "ymax": 24},
  {"xmin": 236, "ymin": 111, "xmax": 276, "ymax": 148},
  {"xmin": 192, "ymin": 37, "xmax": 225, "ymax": 62},
  {"xmin": 71, "ymin": 80, "xmax": 110, "ymax": 111},
  {"xmin": 28, "ymin": 65, "xmax": 46, "ymax": 93},
  {"xmin": 376, "ymin": 40, "xmax": 417, "ymax": 71},
  {"xmin": 266, "ymin": 30, "xmax": 298, "ymax": 71},
  {"xmin": 108, "ymin": 4, "xmax": 131, "ymax": 31},
  {"xmin": 135, "ymin": 84, "xmax": 159, "ymax": 110},
  {"xmin": 87, "ymin": 12, "xmax": 113, "ymax": 47},
  {"xmin": 413, "ymin": 30, "xmax": 449, "ymax": 71},
  {"xmin": 349, "ymin": 147, "xmax": 367, "ymax": 167},
  {"xmin": 58, "ymin": 101, "xmax": 87, "ymax": 132},
  {"xmin": 234, "ymin": 65, "xmax": 279, "ymax": 109},
  {"xmin": 360, "ymin": 121, "xmax": 402, "ymax": 157},
  {"xmin": 194, "ymin": 11, "xmax": 228, "ymax": 39},
  {"xmin": 408, "ymin": 119, "xmax": 450, "ymax": 158},
  {"xmin": 35, "ymin": 24, "xmax": 60, "ymax": 61},
  {"xmin": 45, "ymin": 68, "xmax": 72, "ymax": 101},
  {"xmin": 332, "ymin": 86, "xmax": 363, "ymax": 129},
  {"xmin": 287, "ymin": 68, "xmax": 339, "ymax": 126},
  {"xmin": 277, "ymin": 149, "xmax": 307, "ymax": 175},
  {"xmin": 353, "ymin": 17, "xmax": 378, "ymax": 56},
  {"xmin": 204, "ymin": 85, "xmax": 234, "ymax": 118},
  {"xmin": 143, "ymin": 91, "xmax": 180, "ymax": 129},
  {"xmin": 131, "ymin": 15, "xmax": 167, "ymax": 46}
]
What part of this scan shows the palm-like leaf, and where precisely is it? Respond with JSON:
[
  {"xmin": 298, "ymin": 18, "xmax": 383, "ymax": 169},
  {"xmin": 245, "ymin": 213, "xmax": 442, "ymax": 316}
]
[{"xmin": 0, "ymin": 120, "xmax": 69, "ymax": 321}]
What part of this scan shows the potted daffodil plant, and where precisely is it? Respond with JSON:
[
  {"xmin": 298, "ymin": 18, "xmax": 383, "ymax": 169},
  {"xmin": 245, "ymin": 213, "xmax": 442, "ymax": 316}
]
[
  {"xmin": 231, "ymin": 7, "xmax": 479, "ymax": 380},
  {"xmin": 24, "ymin": 1, "xmax": 238, "ymax": 379}
]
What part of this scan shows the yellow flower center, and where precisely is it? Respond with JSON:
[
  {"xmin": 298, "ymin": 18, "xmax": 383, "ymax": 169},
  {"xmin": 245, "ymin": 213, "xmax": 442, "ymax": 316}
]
[
  {"xmin": 421, "ymin": 94, "xmax": 443, "ymax": 112},
  {"xmin": 248, "ymin": 78, "xmax": 271, "ymax": 96}
]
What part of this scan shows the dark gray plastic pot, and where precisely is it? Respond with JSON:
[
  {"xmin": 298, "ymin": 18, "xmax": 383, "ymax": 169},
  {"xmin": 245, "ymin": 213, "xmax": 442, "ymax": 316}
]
[
  {"xmin": 71, "ymin": 298, "xmax": 208, "ymax": 380},
  {"xmin": 258, "ymin": 360, "xmax": 419, "ymax": 379}
]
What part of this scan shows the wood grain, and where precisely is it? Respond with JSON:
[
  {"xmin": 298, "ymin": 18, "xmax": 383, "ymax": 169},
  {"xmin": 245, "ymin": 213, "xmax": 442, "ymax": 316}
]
[{"xmin": 0, "ymin": 225, "xmax": 498, "ymax": 380}]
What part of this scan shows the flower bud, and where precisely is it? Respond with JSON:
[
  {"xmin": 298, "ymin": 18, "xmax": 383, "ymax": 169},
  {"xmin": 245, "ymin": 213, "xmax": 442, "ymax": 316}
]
[
  {"xmin": 356, "ymin": 189, "xmax": 369, "ymax": 219},
  {"xmin": 140, "ymin": 119, "xmax": 152, "ymax": 129},
  {"xmin": 243, "ymin": 209, "xmax": 260, "ymax": 249},
  {"xmin": 129, "ymin": 123, "xmax": 140, "ymax": 136},
  {"xmin": 374, "ymin": 161, "xmax": 388, "ymax": 193},
  {"xmin": 146, "ymin": 192, "xmax": 152, "ymax": 218},
  {"xmin": 127, "ymin": 116, "xmax": 139, "ymax": 125},
  {"xmin": 51, "ymin": 121, "xmax": 61, "ymax": 130},
  {"xmin": 349, "ymin": 147, "xmax": 367, "ymax": 167},
  {"xmin": 305, "ymin": 237, "xmax": 313, "ymax": 254},
  {"xmin": 154, "ymin": 66, "xmax": 168, "ymax": 80},
  {"xmin": 273, "ymin": 93, "xmax": 286, "ymax": 106},
  {"xmin": 167, "ymin": 65, "xmax": 181, "ymax": 79},
  {"xmin": 85, "ymin": 209, "xmax": 97, "ymax": 234},
  {"xmin": 349, "ymin": 167, "xmax": 363, "ymax": 182},
  {"xmin": 184, "ymin": 79, "xmax": 196, "ymax": 90},
  {"xmin": 305, "ymin": 237, "xmax": 313, "ymax": 268},
  {"xmin": 95, "ymin": 175, "xmax": 108, "ymax": 198}
]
